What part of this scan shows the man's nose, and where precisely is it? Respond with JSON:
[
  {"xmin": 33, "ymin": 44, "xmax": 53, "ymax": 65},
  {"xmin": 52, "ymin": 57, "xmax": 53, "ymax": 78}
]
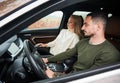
[{"xmin": 81, "ymin": 26, "xmax": 84, "ymax": 30}]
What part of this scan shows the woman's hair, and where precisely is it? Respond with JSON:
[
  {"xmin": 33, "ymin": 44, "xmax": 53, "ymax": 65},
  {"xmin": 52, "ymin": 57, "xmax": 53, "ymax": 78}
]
[{"xmin": 70, "ymin": 15, "xmax": 84, "ymax": 39}]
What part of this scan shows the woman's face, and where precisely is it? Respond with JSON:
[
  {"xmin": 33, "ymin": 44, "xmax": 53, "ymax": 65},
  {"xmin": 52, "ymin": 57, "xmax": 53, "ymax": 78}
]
[{"xmin": 67, "ymin": 17, "xmax": 76, "ymax": 29}]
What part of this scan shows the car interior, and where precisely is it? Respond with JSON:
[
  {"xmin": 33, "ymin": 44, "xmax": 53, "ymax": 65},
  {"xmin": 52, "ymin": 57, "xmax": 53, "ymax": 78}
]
[
  {"xmin": 0, "ymin": 0, "xmax": 120, "ymax": 83},
  {"xmin": 106, "ymin": 16, "xmax": 120, "ymax": 51}
]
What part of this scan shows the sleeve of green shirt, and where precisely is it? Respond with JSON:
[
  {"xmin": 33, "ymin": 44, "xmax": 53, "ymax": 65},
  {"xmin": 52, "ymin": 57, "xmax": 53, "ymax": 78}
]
[{"xmin": 47, "ymin": 43, "xmax": 78, "ymax": 62}]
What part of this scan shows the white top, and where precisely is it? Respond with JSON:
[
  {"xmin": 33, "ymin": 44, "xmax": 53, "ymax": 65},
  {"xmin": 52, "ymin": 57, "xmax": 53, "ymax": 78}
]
[{"xmin": 47, "ymin": 29, "xmax": 79, "ymax": 55}]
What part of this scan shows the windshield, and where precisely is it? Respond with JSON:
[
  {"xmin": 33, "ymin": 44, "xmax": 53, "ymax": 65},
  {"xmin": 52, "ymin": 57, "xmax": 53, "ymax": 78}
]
[{"xmin": 0, "ymin": 0, "xmax": 32, "ymax": 18}]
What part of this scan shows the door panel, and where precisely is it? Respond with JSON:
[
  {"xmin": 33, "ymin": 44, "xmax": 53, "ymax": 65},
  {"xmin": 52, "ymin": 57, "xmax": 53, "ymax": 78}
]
[
  {"xmin": 32, "ymin": 35, "xmax": 56, "ymax": 44},
  {"xmin": 18, "ymin": 28, "xmax": 59, "ymax": 44}
]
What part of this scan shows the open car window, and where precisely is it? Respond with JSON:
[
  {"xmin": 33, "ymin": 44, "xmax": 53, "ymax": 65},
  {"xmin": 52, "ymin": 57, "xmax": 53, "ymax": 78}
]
[
  {"xmin": 0, "ymin": 0, "xmax": 49, "ymax": 27},
  {"xmin": 0, "ymin": 0, "xmax": 32, "ymax": 18}
]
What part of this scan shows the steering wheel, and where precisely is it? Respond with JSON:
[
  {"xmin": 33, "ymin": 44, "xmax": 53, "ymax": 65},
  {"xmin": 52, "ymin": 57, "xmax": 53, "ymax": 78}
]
[{"xmin": 23, "ymin": 39, "xmax": 48, "ymax": 79}]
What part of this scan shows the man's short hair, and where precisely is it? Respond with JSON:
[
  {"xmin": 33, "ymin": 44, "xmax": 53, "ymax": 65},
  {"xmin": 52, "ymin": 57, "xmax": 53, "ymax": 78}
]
[{"xmin": 87, "ymin": 12, "xmax": 108, "ymax": 30}]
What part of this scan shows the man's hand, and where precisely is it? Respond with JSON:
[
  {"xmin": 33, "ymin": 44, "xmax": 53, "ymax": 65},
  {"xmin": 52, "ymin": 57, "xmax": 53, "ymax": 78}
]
[
  {"xmin": 42, "ymin": 58, "xmax": 48, "ymax": 63},
  {"xmin": 45, "ymin": 67, "xmax": 54, "ymax": 78},
  {"xmin": 42, "ymin": 58, "xmax": 54, "ymax": 78}
]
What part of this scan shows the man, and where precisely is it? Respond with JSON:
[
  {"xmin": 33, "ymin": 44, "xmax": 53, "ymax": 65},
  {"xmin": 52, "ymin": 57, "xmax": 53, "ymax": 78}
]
[{"xmin": 43, "ymin": 12, "xmax": 120, "ymax": 78}]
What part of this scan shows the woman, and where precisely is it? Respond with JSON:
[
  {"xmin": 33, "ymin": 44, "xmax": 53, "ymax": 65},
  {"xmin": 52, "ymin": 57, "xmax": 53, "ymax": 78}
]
[{"xmin": 36, "ymin": 15, "xmax": 84, "ymax": 55}]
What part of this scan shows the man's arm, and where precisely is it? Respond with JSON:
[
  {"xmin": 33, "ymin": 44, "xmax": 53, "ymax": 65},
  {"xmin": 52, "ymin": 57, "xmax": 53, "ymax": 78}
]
[
  {"xmin": 47, "ymin": 45, "xmax": 78, "ymax": 62},
  {"xmin": 90, "ymin": 49, "xmax": 120, "ymax": 69}
]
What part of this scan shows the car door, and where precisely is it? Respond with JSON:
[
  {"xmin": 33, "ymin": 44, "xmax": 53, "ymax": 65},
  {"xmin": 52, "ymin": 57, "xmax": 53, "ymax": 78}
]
[{"xmin": 18, "ymin": 11, "xmax": 63, "ymax": 45}]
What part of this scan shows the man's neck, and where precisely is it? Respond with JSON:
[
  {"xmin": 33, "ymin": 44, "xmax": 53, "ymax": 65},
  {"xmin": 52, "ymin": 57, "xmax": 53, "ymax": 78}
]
[{"xmin": 89, "ymin": 35, "xmax": 106, "ymax": 45}]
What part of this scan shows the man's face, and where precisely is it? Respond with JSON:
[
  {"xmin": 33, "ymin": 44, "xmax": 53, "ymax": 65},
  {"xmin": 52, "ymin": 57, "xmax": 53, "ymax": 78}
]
[{"xmin": 82, "ymin": 16, "xmax": 97, "ymax": 37}]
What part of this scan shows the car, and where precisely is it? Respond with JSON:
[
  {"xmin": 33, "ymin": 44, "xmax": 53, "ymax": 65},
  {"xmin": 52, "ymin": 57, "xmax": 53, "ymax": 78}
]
[{"xmin": 0, "ymin": 0, "xmax": 120, "ymax": 83}]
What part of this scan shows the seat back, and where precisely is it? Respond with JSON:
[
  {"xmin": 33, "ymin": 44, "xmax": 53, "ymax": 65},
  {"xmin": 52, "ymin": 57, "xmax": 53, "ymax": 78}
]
[{"xmin": 105, "ymin": 16, "xmax": 120, "ymax": 51}]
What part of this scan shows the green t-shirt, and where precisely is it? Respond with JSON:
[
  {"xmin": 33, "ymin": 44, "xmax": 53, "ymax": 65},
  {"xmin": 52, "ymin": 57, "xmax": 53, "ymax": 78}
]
[{"xmin": 48, "ymin": 38, "xmax": 120, "ymax": 71}]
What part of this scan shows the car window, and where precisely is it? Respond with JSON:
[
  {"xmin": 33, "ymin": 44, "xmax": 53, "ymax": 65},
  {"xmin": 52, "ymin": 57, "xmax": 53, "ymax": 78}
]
[
  {"xmin": 28, "ymin": 11, "xmax": 63, "ymax": 30},
  {"xmin": 73, "ymin": 11, "xmax": 90, "ymax": 20},
  {"xmin": 0, "ymin": 0, "xmax": 32, "ymax": 18},
  {"xmin": 0, "ymin": 0, "xmax": 49, "ymax": 27}
]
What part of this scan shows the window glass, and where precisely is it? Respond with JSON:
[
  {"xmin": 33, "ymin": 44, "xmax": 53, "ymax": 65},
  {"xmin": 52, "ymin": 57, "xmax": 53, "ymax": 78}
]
[
  {"xmin": 0, "ymin": 0, "xmax": 49, "ymax": 27},
  {"xmin": 0, "ymin": 0, "xmax": 32, "ymax": 17},
  {"xmin": 73, "ymin": 11, "xmax": 90, "ymax": 19},
  {"xmin": 28, "ymin": 11, "xmax": 63, "ymax": 29},
  {"xmin": 73, "ymin": 11, "xmax": 112, "ymax": 19}
]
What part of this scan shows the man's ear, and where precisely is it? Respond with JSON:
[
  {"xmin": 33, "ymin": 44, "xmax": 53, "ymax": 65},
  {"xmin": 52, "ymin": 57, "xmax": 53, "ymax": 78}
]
[{"xmin": 97, "ymin": 22, "xmax": 103, "ymax": 31}]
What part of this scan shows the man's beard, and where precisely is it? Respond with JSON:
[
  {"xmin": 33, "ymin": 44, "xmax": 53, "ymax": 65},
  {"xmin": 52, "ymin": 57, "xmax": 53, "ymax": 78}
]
[{"xmin": 84, "ymin": 31, "xmax": 94, "ymax": 37}]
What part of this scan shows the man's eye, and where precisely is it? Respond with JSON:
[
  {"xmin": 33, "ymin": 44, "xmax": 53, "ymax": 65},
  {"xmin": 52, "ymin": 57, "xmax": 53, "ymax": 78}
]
[{"xmin": 84, "ymin": 23, "xmax": 88, "ymax": 27}]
